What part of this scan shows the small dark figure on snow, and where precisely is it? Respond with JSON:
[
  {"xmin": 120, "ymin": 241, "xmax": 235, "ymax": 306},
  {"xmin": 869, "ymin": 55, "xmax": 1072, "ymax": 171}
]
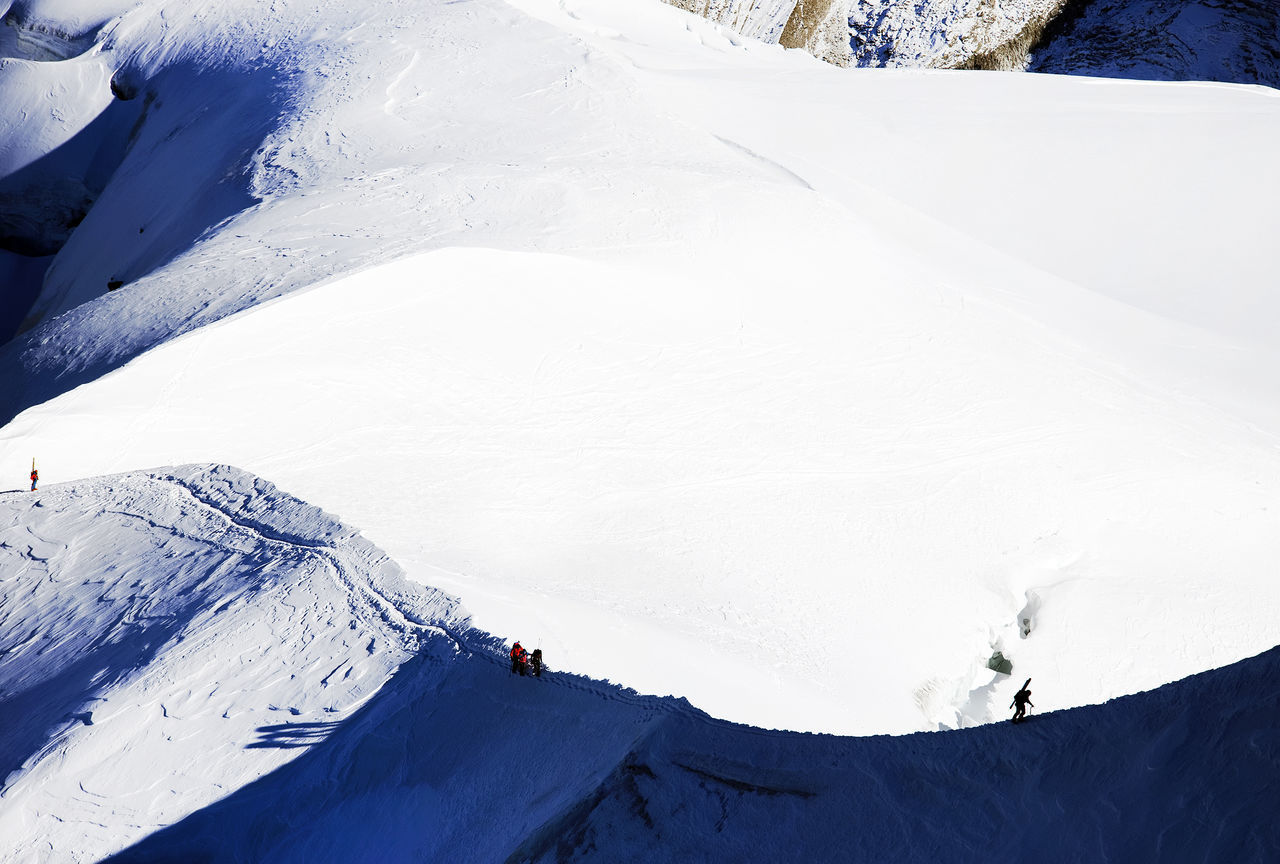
[
  {"xmin": 529, "ymin": 648, "xmax": 543, "ymax": 678},
  {"xmin": 1011, "ymin": 678, "xmax": 1033, "ymax": 723},
  {"xmin": 510, "ymin": 641, "xmax": 529, "ymax": 676}
]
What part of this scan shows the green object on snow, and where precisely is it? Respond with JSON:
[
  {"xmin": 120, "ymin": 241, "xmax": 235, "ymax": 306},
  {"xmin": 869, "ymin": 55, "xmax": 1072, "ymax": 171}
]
[{"xmin": 987, "ymin": 651, "xmax": 1013, "ymax": 675}]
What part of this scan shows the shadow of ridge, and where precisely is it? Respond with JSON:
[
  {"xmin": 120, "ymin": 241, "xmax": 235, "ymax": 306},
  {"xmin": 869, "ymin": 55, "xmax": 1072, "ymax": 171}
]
[
  {"xmin": 246, "ymin": 721, "xmax": 345, "ymax": 750},
  {"xmin": 508, "ymin": 644, "xmax": 1280, "ymax": 863},
  {"xmin": 0, "ymin": 91, "xmax": 147, "ymax": 346},
  {"xmin": 102, "ymin": 639, "xmax": 1280, "ymax": 864},
  {"xmin": 100, "ymin": 628, "xmax": 689, "ymax": 863},
  {"xmin": 0, "ymin": 57, "xmax": 297, "ymax": 418}
]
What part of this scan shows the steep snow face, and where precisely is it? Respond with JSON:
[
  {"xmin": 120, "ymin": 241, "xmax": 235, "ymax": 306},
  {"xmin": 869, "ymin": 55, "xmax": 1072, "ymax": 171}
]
[
  {"xmin": 0, "ymin": 464, "xmax": 463, "ymax": 862},
  {"xmin": 1030, "ymin": 0, "xmax": 1280, "ymax": 89},
  {"xmin": 849, "ymin": 0, "xmax": 1067, "ymax": 68}
]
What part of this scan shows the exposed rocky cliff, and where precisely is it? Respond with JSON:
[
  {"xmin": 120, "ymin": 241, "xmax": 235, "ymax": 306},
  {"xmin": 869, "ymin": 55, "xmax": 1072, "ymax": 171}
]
[
  {"xmin": 667, "ymin": 0, "xmax": 1279, "ymax": 87},
  {"xmin": 849, "ymin": 0, "xmax": 1067, "ymax": 68},
  {"xmin": 659, "ymin": 0, "xmax": 797, "ymax": 43}
]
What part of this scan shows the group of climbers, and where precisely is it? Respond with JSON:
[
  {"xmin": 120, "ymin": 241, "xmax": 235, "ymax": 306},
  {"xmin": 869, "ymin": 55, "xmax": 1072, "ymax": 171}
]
[{"xmin": 509, "ymin": 641, "xmax": 543, "ymax": 678}]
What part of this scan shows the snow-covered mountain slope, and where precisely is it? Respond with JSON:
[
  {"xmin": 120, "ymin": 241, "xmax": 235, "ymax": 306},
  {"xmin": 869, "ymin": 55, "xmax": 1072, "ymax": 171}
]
[
  {"xmin": 6, "ymin": 239, "xmax": 1280, "ymax": 740},
  {"xmin": 1, "ymin": 0, "xmax": 1279, "ymax": 742},
  {"xmin": 1030, "ymin": 0, "xmax": 1280, "ymax": 89},
  {"xmin": 4, "ymin": 468, "xmax": 1277, "ymax": 861},
  {"xmin": 103, "ymin": 611, "xmax": 1280, "ymax": 863},
  {"xmin": 0, "ymin": 464, "xmax": 463, "ymax": 862}
]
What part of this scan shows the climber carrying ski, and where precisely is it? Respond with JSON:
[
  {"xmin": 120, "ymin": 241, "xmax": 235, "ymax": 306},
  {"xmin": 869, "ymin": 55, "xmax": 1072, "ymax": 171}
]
[
  {"xmin": 529, "ymin": 648, "xmax": 543, "ymax": 678},
  {"xmin": 29, "ymin": 460, "xmax": 38, "ymax": 492},
  {"xmin": 1011, "ymin": 678, "xmax": 1033, "ymax": 723},
  {"xmin": 510, "ymin": 641, "xmax": 529, "ymax": 676}
]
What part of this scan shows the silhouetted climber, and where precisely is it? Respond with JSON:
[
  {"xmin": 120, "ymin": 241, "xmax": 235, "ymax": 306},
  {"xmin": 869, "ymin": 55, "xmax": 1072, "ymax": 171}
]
[
  {"xmin": 1011, "ymin": 678, "xmax": 1033, "ymax": 723},
  {"xmin": 530, "ymin": 648, "xmax": 543, "ymax": 678},
  {"xmin": 510, "ymin": 641, "xmax": 529, "ymax": 676},
  {"xmin": 29, "ymin": 459, "xmax": 38, "ymax": 492}
]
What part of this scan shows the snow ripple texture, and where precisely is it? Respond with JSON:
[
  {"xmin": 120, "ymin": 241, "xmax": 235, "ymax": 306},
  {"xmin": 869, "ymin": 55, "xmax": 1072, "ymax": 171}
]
[{"xmin": 0, "ymin": 464, "xmax": 463, "ymax": 861}]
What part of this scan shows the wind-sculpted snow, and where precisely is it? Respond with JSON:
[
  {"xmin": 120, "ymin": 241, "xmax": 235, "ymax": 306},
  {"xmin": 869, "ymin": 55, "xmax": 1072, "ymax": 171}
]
[{"xmin": 0, "ymin": 465, "xmax": 464, "ymax": 861}]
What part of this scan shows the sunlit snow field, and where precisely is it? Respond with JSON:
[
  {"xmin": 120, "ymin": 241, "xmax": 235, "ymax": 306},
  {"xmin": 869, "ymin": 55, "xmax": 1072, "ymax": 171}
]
[{"xmin": 1, "ymin": 0, "xmax": 1279, "ymax": 858}]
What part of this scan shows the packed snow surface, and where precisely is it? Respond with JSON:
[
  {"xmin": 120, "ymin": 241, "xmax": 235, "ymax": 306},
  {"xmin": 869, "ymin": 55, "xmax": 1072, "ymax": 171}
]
[{"xmin": 0, "ymin": 0, "xmax": 1279, "ymax": 842}]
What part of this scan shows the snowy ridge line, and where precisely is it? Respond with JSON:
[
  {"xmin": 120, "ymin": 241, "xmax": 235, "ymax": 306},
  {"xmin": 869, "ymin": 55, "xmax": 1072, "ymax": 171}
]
[
  {"xmin": 158, "ymin": 465, "xmax": 470, "ymax": 656},
  {"xmin": 447, "ymin": 623, "xmax": 720, "ymax": 722},
  {"xmin": 160, "ymin": 469, "xmax": 731, "ymax": 720},
  {"xmin": 45, "ymin": 464, "xmax": 696, "ymax": 718},
  {"xmin": 160, "ymin": 465, "xmax": 357, "ymax": 551}
]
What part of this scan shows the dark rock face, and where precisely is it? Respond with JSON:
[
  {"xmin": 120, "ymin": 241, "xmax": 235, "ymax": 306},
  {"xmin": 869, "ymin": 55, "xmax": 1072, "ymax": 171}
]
[
  {"xmin": 0, "ymin": 178, "xmax": 95, "ymax": 257},
  {"xmin": 1029, "ymin": 0, "xmax": 1280, "ymax": 88}
]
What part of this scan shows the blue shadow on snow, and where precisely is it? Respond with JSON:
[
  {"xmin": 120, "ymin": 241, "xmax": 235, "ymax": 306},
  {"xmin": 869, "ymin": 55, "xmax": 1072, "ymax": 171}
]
[{"xmin": 103, "ymin": 633, "xmax": 1280, "ymax": 863}]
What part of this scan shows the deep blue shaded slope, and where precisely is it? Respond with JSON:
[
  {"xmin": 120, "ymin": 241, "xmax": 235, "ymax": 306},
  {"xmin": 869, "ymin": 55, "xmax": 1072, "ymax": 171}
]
[
  {"xmin": 106, "ymin": 634, "xmax": 1280, "ymax": 863},
  {"xmin": 1030, "ymin": 0, "xmax": 1280, "ymax": 89}
]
